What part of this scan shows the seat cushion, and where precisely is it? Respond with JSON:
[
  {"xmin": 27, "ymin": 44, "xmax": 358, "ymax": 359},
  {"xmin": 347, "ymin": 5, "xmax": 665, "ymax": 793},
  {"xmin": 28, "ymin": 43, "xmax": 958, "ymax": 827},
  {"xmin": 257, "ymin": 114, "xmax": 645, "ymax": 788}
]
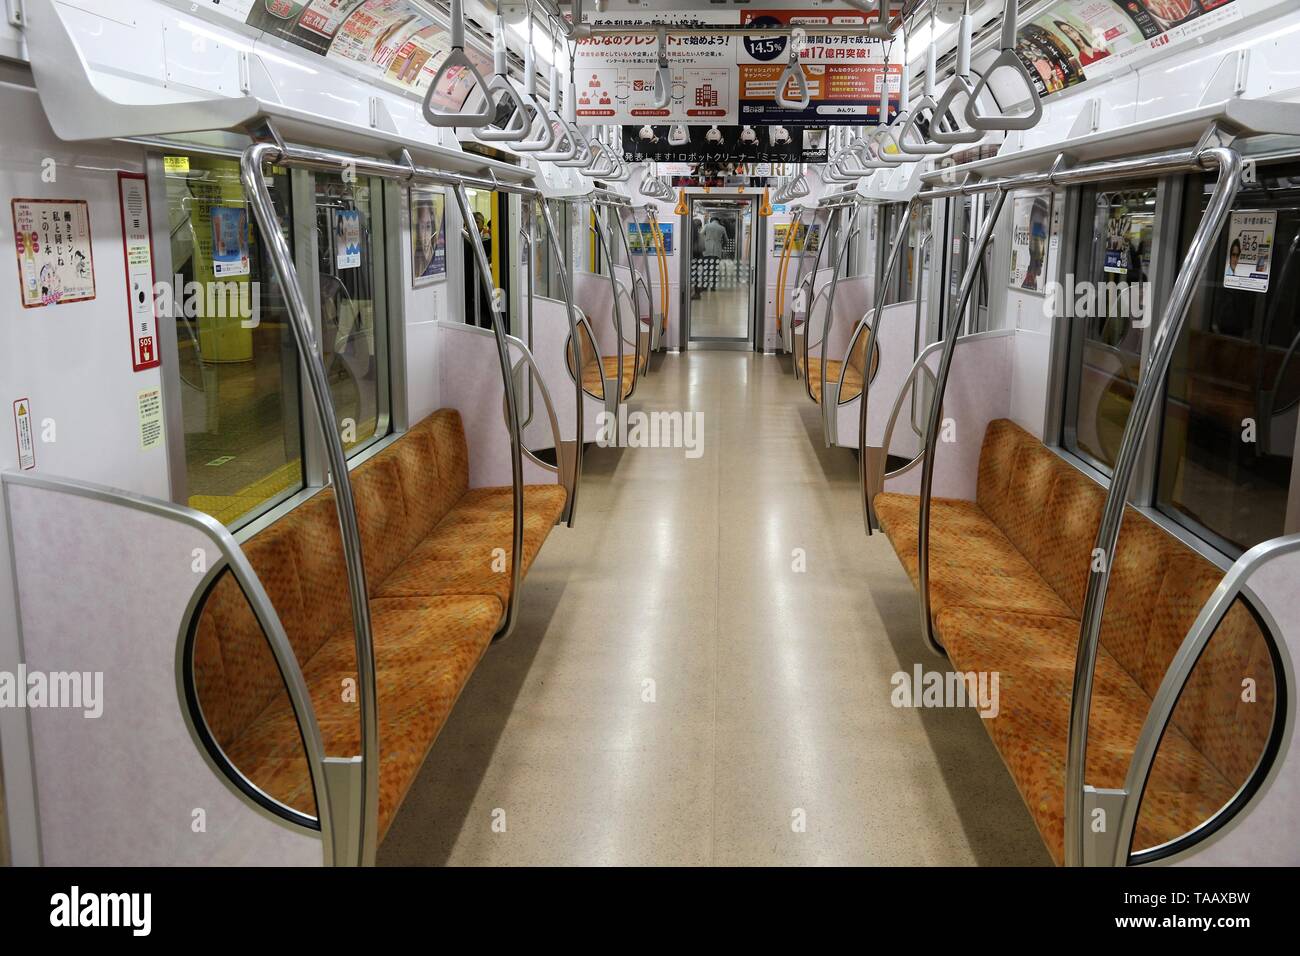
[
  {"xmin": 806, "ymin": 358, "xmax": 864, "ymax": 405},
  {"xmin": 874, "ymin": 492, "xmax": 1074, "ymax": 621},
  {"xmin": 582, "ymin": 354, "xmax": 637, "ymax": 399},
  {"xmin": 937, "ymin": 608, "xmax": 1237, "ymax": 864},
  {"xmin": 376, "ymin": 485, "xmax": 568, "ymax": 610},
  {"xmin": 220, "ymin": 595, "xmax": 500, "ymax": 840}
]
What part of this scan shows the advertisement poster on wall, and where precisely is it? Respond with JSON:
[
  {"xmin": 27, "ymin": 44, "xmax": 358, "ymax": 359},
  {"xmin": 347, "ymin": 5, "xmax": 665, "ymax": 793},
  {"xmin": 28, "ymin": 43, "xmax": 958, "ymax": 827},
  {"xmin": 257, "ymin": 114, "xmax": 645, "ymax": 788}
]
[
  {"xmin": 737, "ymin": 9, "xmax": 895, "ymax": 126},
  {"xmin": 1009, "ymin": 193, "xmax": 1053, "ymax": 294},
  {"xmin": 12, "ymin": 198, "xmax": 96, "ymax": 309},
  {"xmin": 1224, "ymin": 210, "xmax": 1276, "ymax": 294},
  {"xmin": 411, "ymin": 188, "xmax": 447, "ymax": 285},
  {"xmin": 1014, "ymin": 0, "xmax": 1240, "ymax": 99},
  {"xmin": 210, "ymin": 206, "xmax": 252, "ymax": 278},
  {"xmin": 332, "ymin": 208, "xmax": 362, "ymax": 270},
  {"xmin": 573, "ymin": 12, "xmax": 738, "ymax": 125},
  {"xmin": 628, "ymin": 222, "xmax": 674, "ymax": 256}
]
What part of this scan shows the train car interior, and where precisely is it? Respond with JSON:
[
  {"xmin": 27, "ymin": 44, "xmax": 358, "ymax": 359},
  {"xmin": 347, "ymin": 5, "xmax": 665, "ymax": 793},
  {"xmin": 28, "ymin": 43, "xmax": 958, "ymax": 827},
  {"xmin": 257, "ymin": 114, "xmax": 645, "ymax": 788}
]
[{"xmin": 1, "ymin": 0, "xmax": 1299, "ymax": 887}]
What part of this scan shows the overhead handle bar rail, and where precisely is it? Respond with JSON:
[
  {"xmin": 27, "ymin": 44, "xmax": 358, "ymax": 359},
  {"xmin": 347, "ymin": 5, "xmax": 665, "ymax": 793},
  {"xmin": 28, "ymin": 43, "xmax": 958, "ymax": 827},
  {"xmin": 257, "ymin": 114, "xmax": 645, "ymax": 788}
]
[
  {"xmin": 964, "ymin": 0, "xmax": 1043, "ymax": 132},
  {"xmin": 422, "ymin": 0, "xmax": 494, "ymax": 128}
]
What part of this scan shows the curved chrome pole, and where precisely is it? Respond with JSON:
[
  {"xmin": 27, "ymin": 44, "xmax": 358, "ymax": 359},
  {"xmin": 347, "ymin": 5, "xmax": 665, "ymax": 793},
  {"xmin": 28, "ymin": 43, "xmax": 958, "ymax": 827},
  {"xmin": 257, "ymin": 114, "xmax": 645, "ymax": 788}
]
[
  {"xmin": 915, "ymin": 187, "xmax": 1008, "ymax": 655},
  {"xmin": 1064, "ymin": 145, "xmax": 1243, "ymax": 867},
  {"xmin": 589, "ymin": 204, "xmax": 631, "ymax": 401},
  {"xmin": 453, "ymin": 184, "xmax": 525, "ymax": 640},
  {"xmin": 240, "ymin": 142, "xmax": 378, "ymax": 866},
  {"xmin": 858, "ymin": 200, "xmax": 919, "ymax": 533},
  {"xmin": 538, "ymin": 199, "xmax": 584, "ymax": 526},
  {"xmin": 818, "ymin": 203, "xmax": 863, "ymax": 425},
  {"xmin": 803, "ymin": 205, "xmax": 843, "ymax": 395}
]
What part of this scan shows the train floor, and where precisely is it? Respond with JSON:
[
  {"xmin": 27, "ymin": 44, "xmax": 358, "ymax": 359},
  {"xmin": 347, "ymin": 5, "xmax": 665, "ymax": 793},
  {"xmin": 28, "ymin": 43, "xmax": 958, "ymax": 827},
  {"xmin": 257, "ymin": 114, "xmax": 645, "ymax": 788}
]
[{"xmin": 378, "ymin": 350, "xmax": 1052, "ymax": 865}]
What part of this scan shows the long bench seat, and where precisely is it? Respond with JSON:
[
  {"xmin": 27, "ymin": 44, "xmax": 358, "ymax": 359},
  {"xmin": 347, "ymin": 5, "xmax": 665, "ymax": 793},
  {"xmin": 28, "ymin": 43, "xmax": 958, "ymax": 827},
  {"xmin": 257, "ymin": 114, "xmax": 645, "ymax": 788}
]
[
  {"xmin": 192, "ymin": 409, "xmax": 566, "ymax": 839},
  {"xmin": 874, "ymin": 419, "xmax": 1275, "ymax": 863}
]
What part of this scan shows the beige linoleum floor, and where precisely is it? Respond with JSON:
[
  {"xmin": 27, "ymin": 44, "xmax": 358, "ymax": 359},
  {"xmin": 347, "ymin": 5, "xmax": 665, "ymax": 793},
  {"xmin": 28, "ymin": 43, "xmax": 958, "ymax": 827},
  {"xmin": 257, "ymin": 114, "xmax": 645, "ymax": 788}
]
[{"xmin": 379, "ymin": 350, "xmax": 1050, "ymax": 866}]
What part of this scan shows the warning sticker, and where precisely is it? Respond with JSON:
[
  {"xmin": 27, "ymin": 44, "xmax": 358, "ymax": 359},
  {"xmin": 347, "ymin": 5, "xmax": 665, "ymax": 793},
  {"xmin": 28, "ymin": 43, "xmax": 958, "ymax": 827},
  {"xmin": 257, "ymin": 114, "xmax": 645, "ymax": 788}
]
[
  {"xmin": 138, "ymin": 388, "xmax": 164, "ymax": 451},
  {"xmin": 12, "ymin": 198, "xmax": 96, "ymax": 309},
  {"xmin": 118, "ymin": 173, "xmax": 161, "ymax": 371},
  {"xmin": 1224, "ymin": 210, "xmax": 1276, "ymax": 294},
  {"xmin": 12, "ymin": 398, "xmax": 35, "ymax": 470}
]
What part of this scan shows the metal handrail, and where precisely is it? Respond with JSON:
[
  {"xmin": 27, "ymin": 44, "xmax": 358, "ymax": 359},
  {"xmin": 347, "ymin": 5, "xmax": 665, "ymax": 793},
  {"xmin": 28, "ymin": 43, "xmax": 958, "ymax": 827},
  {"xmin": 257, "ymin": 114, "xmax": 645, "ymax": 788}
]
[
  {"xmin": 537, "ymin": 199, "xmax": 584, "ymax": 526},
  {"xmin": 589, "ymin": 209, "xmax": 632, "ymax": 401},
  {"xmin": 453, "ymin": 183, "xmax": 526, "ymax": 642},
  {"xmin": 803, "ymin": 206, "xmax": 844, "ymax": 392},
  {"xmin": 818, "ymin": 203, "xmax": 863, "ymax": 413},
  {"xmin": 241, "ymin": 142, "xmax": 378, "ymax": 866},
  {"xmin": 1065, "ymin": 143, "xmax": 1243, "ymax": 867},
  {"xmin": 915, "ymin": 188, "xmax": 1007, "ymax": 654},
  {"xmin": 858, "ymin": 200, "xmax": 919, "ymax": 533}
]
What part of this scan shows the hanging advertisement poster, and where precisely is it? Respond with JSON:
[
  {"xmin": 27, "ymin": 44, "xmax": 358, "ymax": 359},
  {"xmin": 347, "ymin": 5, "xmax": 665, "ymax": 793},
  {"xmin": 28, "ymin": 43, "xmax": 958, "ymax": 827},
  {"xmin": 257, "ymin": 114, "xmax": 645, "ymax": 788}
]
[
  {"xmin": 12, "ymin": 198, "xmax": 96, "ymax": 309},
  {"xmin": 630, "ymin": 222, "xmax": 674, "ymax": 256},
  {"xmin": 772, "ymin": 220, "xmax": 813, "ymax": 254},
  {"xmin": 333, "ymin": 208, "xmax": 362, "ymax": 270},
  {"xmin": 411, "ymin": 188, "xmax": 447, "ymax": 285},
  {"xmin": 622, "ymin": 124, "xmax": 824, "ymax": 164},
  {"xmin": 210, "ymin": 206, "xmax": 251, "ymax": 278},
  {"xmin": 1224, "ymin": 210, "xmax": 1276, "ymax": 294},
  {"xmin": 1009, "ymin": 193, "xmax": 1053, "ymax": 294},
  {"xmin": 573, "ymin": 12, "xmax": 738, "ymax": 125},
  {"xmin": 737, "ymin": 9, "xmax": 895, "ymax": 126}
]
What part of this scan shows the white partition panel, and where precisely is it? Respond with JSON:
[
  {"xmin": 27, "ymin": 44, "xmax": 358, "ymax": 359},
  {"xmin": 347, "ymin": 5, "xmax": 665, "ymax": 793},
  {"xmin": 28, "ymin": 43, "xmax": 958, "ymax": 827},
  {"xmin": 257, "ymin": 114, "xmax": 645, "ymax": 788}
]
[
  {"xmin": 437, "ymin": 323, "xmax": 561, "ymax": 490},
  {"xmin": 883, "ymin": 331, "xmax": 1014, "ymax": 503},
  {"xmin": 3, "ymin": 475, "xmax": 326, "ymax": 866},
  {"xmin": 531, "ymin": 296, "xmax": 605, "ymax": 446},
  {"xmin": 836, "ymin": 301, "xmax": 918, "ymax": 452}
]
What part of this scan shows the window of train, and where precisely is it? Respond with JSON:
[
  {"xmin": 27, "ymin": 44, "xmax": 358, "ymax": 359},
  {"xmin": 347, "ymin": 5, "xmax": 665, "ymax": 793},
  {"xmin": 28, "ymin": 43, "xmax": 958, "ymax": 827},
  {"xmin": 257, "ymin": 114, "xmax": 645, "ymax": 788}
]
[
  {"xmin": 1154, "ymin": 160, "xmax": 1300, "ymax": 554},
  {"xmin": 1061, "ymin": 181, "xmax": 1158, "ymax": 473},
  {"xmin": 313, "ymin": 172, "xmax": 390, "ymax": 455},
  {"xmin": 947, "ymin": 196, "xmax": 993, "ymax": 334},
  {"xmin": 165, "ymin": 155, "xmax": 304, "ymax": 527},
  {"xmin": 463, "ymin": 188, "xmax": 496, "ymax": 328},
  {"xmin": 882, "ymin": 203, "xmax": 929, "ymax": 307}
]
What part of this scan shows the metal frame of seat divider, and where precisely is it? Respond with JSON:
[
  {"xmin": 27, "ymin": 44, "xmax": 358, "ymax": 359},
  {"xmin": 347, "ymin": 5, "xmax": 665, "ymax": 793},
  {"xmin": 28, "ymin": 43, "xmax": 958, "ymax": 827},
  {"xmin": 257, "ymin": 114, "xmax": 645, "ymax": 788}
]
[
  {"xmin": 882, "ymin": 133, "xmax": 1257, "ymax": 866},
  {"xmin": 587, "ymin": 200, "xmax": 642, "ymax": 401},
  {"xmin": 798, "ymin": 202, "xmax": 845, "ymax": 383},
  {"xmin": 597, "ymin": 191, "xmax": 655, "ymax": 377},
  {"xmin": 812, "ymin": 200, "xmax": 866, "ymax": 443},
  {"xmin": 240, "ymin": 136, "xmax": 579, "ymax": 864}
]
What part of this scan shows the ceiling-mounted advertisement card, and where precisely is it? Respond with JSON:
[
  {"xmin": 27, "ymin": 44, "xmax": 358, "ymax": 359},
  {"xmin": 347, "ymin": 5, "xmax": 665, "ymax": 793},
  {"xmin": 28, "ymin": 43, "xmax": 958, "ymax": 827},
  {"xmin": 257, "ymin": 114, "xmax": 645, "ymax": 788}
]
[
  {"xmin": 1224, "ymin": 210, "xmax": 1275, "ymax": 294},
  {"xmin": 1009, "ymin": 193, "xmax": 1053, "ymax": 294},
  {"xmin": 573, "ymin": 12, "xmax": 738, "ymax": 125},
  {"xmin": 12, "ymin": 198, "xmax": 96, "ymax": 309},
  {"xmin": 622, "ymin": 124, "xmax": 823, "ymax": 164},
  {"xmin": 737, "ymin": 9, "xmax": 894, "ymax": 125}
]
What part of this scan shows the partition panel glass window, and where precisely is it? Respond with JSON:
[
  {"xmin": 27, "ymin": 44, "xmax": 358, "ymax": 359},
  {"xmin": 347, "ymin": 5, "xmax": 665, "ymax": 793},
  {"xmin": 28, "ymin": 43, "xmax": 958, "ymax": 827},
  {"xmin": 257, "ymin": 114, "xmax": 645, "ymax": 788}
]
[
  {"xmin": 1062, "ymin": 181, "xmax": 1158, "ymax": 473},
  {"xmin": 313, "ymin": 172, "xmax": 389, "ymax": 455},
  {"xmin": 1155, "ymin": 161, "xmax": 1300, "ymax": 553},
  {"xmin": 165, "ymin": 154, "xmax": 304, "ymax": 528}
]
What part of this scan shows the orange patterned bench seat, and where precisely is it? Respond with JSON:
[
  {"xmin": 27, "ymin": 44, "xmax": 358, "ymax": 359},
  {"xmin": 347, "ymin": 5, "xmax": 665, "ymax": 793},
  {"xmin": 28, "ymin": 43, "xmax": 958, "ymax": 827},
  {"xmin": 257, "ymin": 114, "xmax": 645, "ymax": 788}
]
[
  {"xmin": 874, "ymin": 419, "xmax": 1275, "ymax": 864},
  {"xmin": 191, "ymin": 409, "xmax": 567, "ymax": 840}
]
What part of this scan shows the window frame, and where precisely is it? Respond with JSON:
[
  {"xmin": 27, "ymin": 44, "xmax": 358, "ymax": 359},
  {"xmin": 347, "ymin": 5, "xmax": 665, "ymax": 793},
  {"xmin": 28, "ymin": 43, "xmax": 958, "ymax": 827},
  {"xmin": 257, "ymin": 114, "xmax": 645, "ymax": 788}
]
[
  {"xmin": 152, "ymin": 142, "xmax": 401, "ymax": 535},
  {"xmin": 1049, "ymin": 154, "xmax": 1300, "ymax": 568}
]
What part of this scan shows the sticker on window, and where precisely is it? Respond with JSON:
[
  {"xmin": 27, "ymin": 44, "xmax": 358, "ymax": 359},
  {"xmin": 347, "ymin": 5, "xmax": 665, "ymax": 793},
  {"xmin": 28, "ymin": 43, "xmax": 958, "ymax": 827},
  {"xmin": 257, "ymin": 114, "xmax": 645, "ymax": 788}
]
[{"xmin": 1224, "ymin": 210, "xmax": 1276, "ymax": 294}]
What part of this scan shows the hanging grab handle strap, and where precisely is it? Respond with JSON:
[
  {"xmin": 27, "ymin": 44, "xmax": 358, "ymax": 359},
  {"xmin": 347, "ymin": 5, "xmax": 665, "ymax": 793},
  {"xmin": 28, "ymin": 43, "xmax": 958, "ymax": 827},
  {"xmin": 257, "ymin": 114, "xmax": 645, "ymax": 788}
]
[
  {"xmin": 775, "ymin": 37, "xmax": 810, "ymax": 110},
  {"xmin": 422, "ymin": 0, "xmax": 495, "ymax": 128},
  {"xmin": 964, "ymin": 0, "xmax": 1043, "ymax": 132},
  {"xmin": 899, "ymin": 6, "xmax": 947, "ymax": 155},
  {"xmin": 652, "ymin": 25, "xmax": 671, "ymax": 109},
  {"xmin": 475, "ymin": 11, "xmax": 534, "ymax": 142}
]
